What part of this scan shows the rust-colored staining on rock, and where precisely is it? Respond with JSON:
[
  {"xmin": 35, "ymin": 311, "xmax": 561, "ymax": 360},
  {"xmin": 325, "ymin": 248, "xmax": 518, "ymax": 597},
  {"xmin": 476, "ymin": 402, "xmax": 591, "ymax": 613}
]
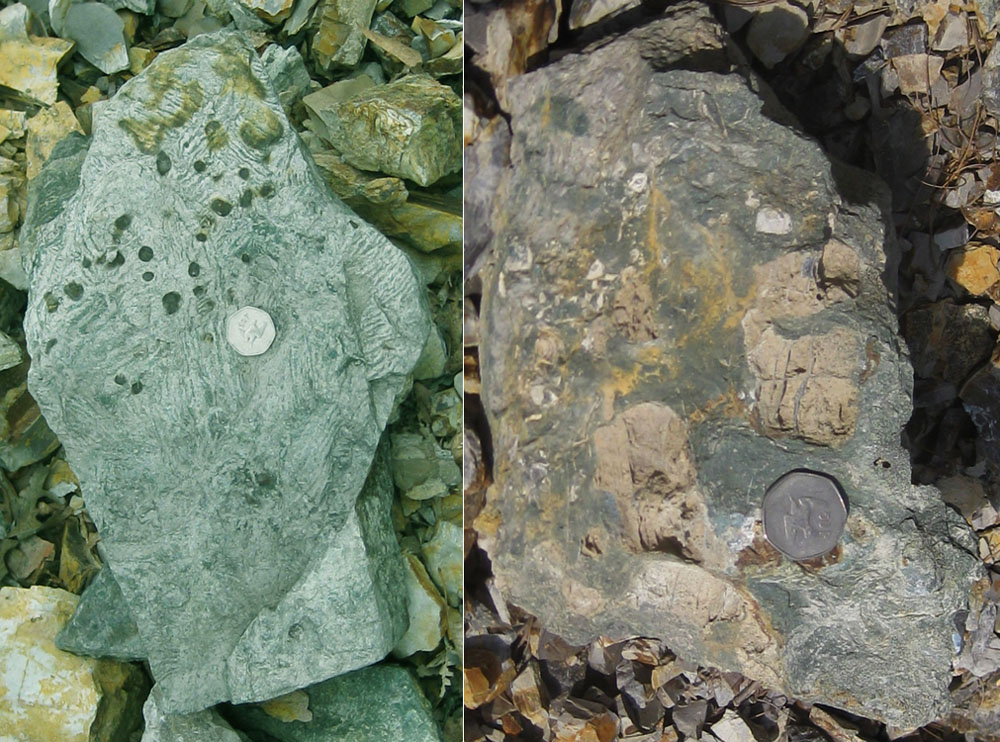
[
  {"xmin": 593, "ymin": 402, "xmax": 725, "ymax": 566},
  {"xmin": 735, "ymin": 527, "xmax": 783, "ymax": 570},
  {"xmin": 611, "ymin": 269, "xmax": 657, "ymax": 341}
]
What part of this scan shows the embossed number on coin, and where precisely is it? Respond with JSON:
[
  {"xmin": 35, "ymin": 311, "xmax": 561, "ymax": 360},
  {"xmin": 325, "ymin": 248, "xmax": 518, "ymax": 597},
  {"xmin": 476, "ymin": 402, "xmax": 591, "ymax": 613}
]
[
  {"xmin": 226, "ymin": 306, "xmax": 275, "ymax": 356},
  {"xmin": 762, "ymin": 470, "xmax": 847, "ymax": 561}
]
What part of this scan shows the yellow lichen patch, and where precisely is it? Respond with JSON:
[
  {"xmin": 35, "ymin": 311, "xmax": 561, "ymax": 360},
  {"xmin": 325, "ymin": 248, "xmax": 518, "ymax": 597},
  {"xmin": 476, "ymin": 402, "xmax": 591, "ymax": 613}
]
[
  {"xmin": 0, "ymin": 37, "xmax": 74, "ymax": 106},
  {"xmin": 260, "ymin": 689, "xmax": 313, "ymax": 722},
  {"xmin": 0, "ymin": 586, "xmax": 104, "ymax": 742},
  {"xmin": 26, "ymin": 102, "xmax": 84, "ymax": 179}
]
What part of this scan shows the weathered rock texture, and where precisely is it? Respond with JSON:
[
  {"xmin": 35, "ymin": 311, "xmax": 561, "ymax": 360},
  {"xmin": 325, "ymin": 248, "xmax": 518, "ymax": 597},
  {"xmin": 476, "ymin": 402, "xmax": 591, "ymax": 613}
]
[
  {"xmin": 22, "ymin": 30, "xmax": 429, "ymax": 713},
  {"xmin": 226, "ymin": 663, "xmax": 442, "ymax": 742},
  {"xmin": 474, "ymin": 17, "xmax": 979, "ymax": 728}
]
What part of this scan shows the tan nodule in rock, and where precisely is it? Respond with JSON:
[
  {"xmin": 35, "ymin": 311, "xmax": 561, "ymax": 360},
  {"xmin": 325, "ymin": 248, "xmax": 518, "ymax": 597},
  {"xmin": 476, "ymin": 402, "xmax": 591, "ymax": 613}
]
[{"xmin": 593, "ymin": 402, "xmax": 726, "ymax": 567}]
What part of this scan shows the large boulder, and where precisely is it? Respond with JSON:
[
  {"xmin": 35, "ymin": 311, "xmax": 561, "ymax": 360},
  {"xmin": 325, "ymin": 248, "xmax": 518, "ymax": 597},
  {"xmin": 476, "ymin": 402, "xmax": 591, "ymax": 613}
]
[
  {"xmin": 474, "ymin": 16, "xmax": 980, "ymax": 728},
  {"xmin": 22, "ymin": 30, "xmax": 429, "ymax": 713}
]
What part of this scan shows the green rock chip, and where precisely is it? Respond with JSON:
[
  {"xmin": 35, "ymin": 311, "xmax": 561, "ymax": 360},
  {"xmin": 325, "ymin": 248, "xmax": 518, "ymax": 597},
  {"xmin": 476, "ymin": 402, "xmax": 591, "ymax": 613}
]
[{"xmin": 56, "ymin": 567, "xmax": 147, "ymax": 661}]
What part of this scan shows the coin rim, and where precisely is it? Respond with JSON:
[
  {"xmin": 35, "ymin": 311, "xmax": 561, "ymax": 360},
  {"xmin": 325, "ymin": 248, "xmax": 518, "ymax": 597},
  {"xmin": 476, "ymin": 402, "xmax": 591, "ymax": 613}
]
[
  {"xmin": 761, "ymin": 470, "xmax": 848, "ymax": 561},
  {"xmin": 225, "ymin": 306, "xmax": 276, "ymax": 357}
]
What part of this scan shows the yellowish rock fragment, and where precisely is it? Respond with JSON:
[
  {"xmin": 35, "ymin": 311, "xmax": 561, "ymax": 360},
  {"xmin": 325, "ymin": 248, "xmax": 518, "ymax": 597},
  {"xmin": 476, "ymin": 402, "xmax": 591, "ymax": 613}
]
[
  {"xmin": 241, "ymin": 0, "xmax": 296, "ymax": 23},
  {"xmin": 422, "ymin": 519, "xmax": 462, "ymax": 606},
  {"xmin": 0, "ymin": 36, "xmax": 74, "ymax": 106},
  {"xmin": 392, "ymin": 553, "xmax": 446, "ymax": 657},
  {"xmin": 128, "ymin": 46, "xmax": 155, "ymax": 75},
  {"xmin": 0, "ymin": 586, "xmax": 103, "ymax": 742},
  {"xmin": 946, "ymin": 243, "xmax": 1000, "ymax": 296},
  {"xmin": 0, "ymin": 109, "xmax": 26, "ymax": 139},
  {"xmin": 26, "ymin": 101, "xmax": 84, "ymax": 179},
  {"xmin": 260, "ymin": 689, "xmax": 313, "ymax": 722}
]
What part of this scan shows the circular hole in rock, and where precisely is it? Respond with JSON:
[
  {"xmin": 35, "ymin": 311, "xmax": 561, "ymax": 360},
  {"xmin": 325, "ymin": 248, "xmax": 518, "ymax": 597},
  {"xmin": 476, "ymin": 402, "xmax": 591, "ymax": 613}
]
[
  {"xmin": 194, "ymin": 160, "xmax": 207, "ymax": 173},
  {"xmin": 130, "ymin": 381, "xmax": 143, "ymax": 394},
  {"xmin": 210, "ymin": 199, "xmax": 232, "ymax": 217},
  {"xmin": 63, "ymin": 282, "xmax": 83, "ymax": 300},
  {"xmin": 240, "ymin": 253, "xmax": 250, "ymax": 264},
  {"xmin": 142, "ymin": 272, "xmax": 154, "ymax": 282},
  {"xmin": 156, "ymin": 151, "xmax": 171, "ymax": 175},
  {"xmin": 162, "ymin": 292, "xmax": 181, "ymax": 315},
  {"xmin": 188, "ymin": 262, "xmax": 200, "ymax": 277},
  {"xmin": 138, "ymin": 246, "xmax": 153, "ymax": 262},
  {"xmin": 114, "ymin": 214, "xmax": 132, "ymax": 231},
  {"xmin": 238, "ymin": 167, "xmax": 250, "ymax": 180},
  {"xmin": 114, "ymin": 374, "xmax": 126, "ymax": 385}
]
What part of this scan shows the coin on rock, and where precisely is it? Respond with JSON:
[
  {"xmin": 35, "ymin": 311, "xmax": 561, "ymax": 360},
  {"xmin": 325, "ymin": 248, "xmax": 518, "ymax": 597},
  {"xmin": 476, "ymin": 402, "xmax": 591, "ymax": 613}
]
[
  {"xmin": 226, "ymin": 306, "xmax": 275, "ymax": 356},
  {"xmin": 762, "ymin": 470, "xmax": 848, "ymax": 560}
]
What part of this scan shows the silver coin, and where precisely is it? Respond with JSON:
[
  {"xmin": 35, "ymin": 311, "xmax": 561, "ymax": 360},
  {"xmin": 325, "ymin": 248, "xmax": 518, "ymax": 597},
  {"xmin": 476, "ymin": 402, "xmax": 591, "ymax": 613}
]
[
  {"xmin": 226, "ymin": 306, "xmax": 275, "ymax": 356},
  {"xmin": 762, "ymin": 470, "xmax": 847, "ymax": 560}
]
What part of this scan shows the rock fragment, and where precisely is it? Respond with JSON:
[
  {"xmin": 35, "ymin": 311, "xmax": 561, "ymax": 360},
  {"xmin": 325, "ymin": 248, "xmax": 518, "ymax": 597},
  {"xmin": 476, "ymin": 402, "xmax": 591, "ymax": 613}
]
[
  {"xmin": 307, "ymin": 73, "xmax": 460, "ymax": 186},
  {"xmin": 0, "ymin": 586, "xmax": 120, "ymax": 742},
  {"xmin": 25, "ymin": 101, "xmax": 84, "ymax": 179},
  {"xmin": 311, "ymin": 0, "xmax": 377, "ymax": 70},
  {"xmin": 23, "ymin": 30, "xmax": 429, "ymax": 713},
  {"xmin": 946, "ymin": 243, "xmax": 1000, "ymax": 296},
  {"xmin": 0, "ymin": 4, "xmax": 74, "ymax": 106},
  {"xmin": 746, "ymin": 2, "xmax": 809, "ymax": 68},
  {"xmin": 57, "ymin": 2, "xmax": 130, "ymax": 74},
  {"xmin": 393, "ymin": 552, "xmax": 446, "ymax": 657}
]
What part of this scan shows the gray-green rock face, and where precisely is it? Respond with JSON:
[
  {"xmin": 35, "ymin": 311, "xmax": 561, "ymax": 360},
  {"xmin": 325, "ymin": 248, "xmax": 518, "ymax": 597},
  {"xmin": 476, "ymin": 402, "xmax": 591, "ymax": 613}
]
[
  {"xmin": 23, "ymin": 30, "xmax": 429, "ymax": 714},
  {"xmin": 475, "ymin": 17, "xmax": 979, "ymax": 728},
  {"xmin": 226, "ymin": 664, "xmax": 442, "ymax": 742}
]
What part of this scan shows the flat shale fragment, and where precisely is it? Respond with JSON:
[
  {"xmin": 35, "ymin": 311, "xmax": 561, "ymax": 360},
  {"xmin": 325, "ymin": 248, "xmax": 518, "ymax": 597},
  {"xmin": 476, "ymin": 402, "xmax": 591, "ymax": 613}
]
[
  {"xmin": 23, "ymin": 29, "xmax": 430, "ymax": 714},
  {"xmin": 475, "ymin": 15, "xmax": 979, "ymax": 728}
]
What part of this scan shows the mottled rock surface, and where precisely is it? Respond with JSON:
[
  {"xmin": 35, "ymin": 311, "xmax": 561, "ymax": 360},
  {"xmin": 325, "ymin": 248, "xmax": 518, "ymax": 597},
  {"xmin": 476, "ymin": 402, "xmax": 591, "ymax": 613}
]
[
  {"xmin": 226, "ymin": 664, "xmax": 442, "ymax": 742},
  {"xmin": 23, "ymin": 30, "xmax": 429, "ymax": 713},
  {"xmin": 474, "ymin": 18, "xmax": 979, "ymax": 728}
]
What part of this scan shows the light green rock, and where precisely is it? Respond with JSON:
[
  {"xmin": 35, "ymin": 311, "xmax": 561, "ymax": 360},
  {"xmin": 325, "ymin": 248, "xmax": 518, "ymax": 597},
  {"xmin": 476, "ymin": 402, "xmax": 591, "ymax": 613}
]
[
  {"xmin": 23, "ymin": 30, "xmax": 428, "ymax": 714},
  {"xmin": 0, "ymin": 330, "xmax": 22, "ymax": 371},
  {"xmin": 141, "ymin": 689, "xmax": 249, "ymax": 742},
  {"xmin": 226, "ymin": 664, "xmax": 441, "ymax": 741},
  {"xmin": 306, "ymin": 73, "xmax": 461, "ymax": 187}
]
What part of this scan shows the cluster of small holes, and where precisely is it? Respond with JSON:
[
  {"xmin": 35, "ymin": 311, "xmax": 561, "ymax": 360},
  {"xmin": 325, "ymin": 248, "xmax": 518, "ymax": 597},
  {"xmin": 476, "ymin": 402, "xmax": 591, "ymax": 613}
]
[{"xmin": 114, "ymin": 374, "xmax": 143, "ymax": 395}]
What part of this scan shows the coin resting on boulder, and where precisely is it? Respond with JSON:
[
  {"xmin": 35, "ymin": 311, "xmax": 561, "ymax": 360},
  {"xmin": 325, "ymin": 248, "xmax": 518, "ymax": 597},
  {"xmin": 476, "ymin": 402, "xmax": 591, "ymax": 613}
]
[
  {"xmin": 762, "ymin": 471, "xmax": 848, "ymax": 560},
  {"xmin": 22, "ymin": 30, "xmax": 430, "ymax": 713}
]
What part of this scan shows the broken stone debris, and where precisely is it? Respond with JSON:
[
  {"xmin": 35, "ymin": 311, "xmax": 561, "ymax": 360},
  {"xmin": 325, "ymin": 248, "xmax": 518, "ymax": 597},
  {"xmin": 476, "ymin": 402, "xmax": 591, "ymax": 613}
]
[
  {"xmin": 473, "ymin": 9, "xmax": 979, "ymax": 729},
  {"xmin": 24, "ymin": 29, "xmax": 429, "ymax": 714}
]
